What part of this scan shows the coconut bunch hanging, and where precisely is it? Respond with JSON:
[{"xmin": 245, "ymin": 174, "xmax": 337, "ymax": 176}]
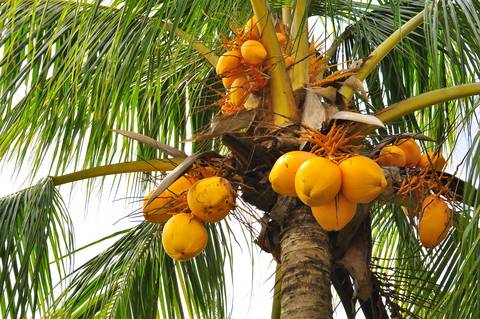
[
  {"xmin": 269, "ymin": 123, "xmax": 388, "ymax": 231},
  {"xmin": 142, "ymin": 166, "xmax": 236, "ymax": 261},
  {"xmin": 374, "ymin": 137, "xmax": 452, "ymax": 248},
  {"xmin": 214, "ymin": 15, "xmax": 323, "ymax": 115}
]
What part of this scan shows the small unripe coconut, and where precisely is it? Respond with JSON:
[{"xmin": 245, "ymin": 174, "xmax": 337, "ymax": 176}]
[
  {"xmin": 269, "ymin": 151, "xmax": 317, "ymax": 197},
  {"xmin": 216, "ymin": 50, "xmax": 242, "ymax": 75},
  {"xmin": 339, "ymin": 156, "xmax": 387, "ymax": 203},
  {"xmin": 396, "ymin": 139, "xmax": 421, "ymax": 167},
  {"xmin": 241, "ymin": 40, "xmax": 267, "ymax": 65},
  {"xmin": 418, "ymin": 152, "xmax": 446, "ymax": 171},
  {"xmin": 377, "ymin": 145, "xmax": 406, "ymax": 167},
  {"xmin": 295, "ymin": 157, "xmax": 342, "ymax": 206},
  {"xmin": 222, "ymin": 75, "xmax": 237, "ymax": 89},
  {"xmin": 418, "ymin": 195, "xmax": 451, "ymax": 248},
  {"xmin": 284, "ymin": 56, "xmax": 294, "ymax": 68},
  {"xmin": 229, "ymin": 77, "xmax": 249, "ymax": 107},
  {"xmin": 276, "ymin": 32, "xmax": 287, "ymax": 46},
  {"xmin": 244, "ymin": 16, "xmax": 261, "ymax": 39},
  {"xmin": 162, "ymin": 213, "xmax": 208, "ymax": 261},
  {"xmin": 187, "ymin": 177, "xmax": 235, "ymax": 223},
  {"xmin": 143, "ymin": 176, "xmax": 195, "ymax": 223},
  {"xmin": 311, "ymin": 194, "xmax": 357, "ymax": 231}
]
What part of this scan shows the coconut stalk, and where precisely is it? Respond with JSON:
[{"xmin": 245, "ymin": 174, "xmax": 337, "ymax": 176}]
[
  {"xmin": 338, "ymin": 9, "xmax": 425, "ymax": 101},
  {"xmin": 282, "ymin": 6, "xmax": 292, "ymax": 28},
  {"xmin": 51, "ymin": 159, "xmax": 182, "ymax": 186},
  {"xmin": 280, "ymin": 205, "xmax": 333, "ymax": 319},
  {"xmin": 250, "ymin": 0, "xmax": 298, "ymax": 126},
  {"xmin": 376, "ymin": 82, "xmax": 480, "ymax": 124},
  {"xmin": 290, "ymin": 0, "xmax": 310, "ymax": 91}
]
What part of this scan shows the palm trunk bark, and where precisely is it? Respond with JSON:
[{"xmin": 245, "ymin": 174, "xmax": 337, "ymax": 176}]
[{"xmin": 280, "ymin": 205, "xmax": 333, "ymax": 318}]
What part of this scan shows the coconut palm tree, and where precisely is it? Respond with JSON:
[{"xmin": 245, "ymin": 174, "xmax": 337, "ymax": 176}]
[{"xmin": 1, "ymin": 0, "xmax": 480, "ymax": 318}]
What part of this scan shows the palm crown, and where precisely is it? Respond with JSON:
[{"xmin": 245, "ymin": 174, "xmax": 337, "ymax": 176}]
[{"xmin": 1, "ymin": 0, "xmax": 479, "ymax": 318}]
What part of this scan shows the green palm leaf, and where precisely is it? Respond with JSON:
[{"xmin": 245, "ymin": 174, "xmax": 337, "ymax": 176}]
[
  {"xmin": 0, "ymin": 178, "xmax": 74, "ymax": 318},
  {"xmin": 48, "ymin": 221, "xmax": 230, "ymax": 319}
]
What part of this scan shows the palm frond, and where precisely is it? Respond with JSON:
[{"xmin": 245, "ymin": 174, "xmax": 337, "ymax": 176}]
[
  {"xmin": 0, "ymin": 178, "xmax": 74, "ymax": 319},
  {"xmin": 0, "ymin": 0, "xmax": 252, "ymax": 178},
  {"xmin": 309, "ymin": 0, "xmax": 480, "ymax": 150},
  {"xmin": 370, "ymin": 128, "xmax": 480, "ymax": 318},
  {"xmin": 49, "ymin": 221, "xmax": 231, "ymax": 319}
]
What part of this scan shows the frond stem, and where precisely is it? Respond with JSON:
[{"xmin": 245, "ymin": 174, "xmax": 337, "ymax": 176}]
[
  {"xmin": 250, "ymin": 0, "xmax": 297, "ymax": 125},
  {"xmin": 282, "ymin": 7, "xmax": 292, "ymax": 27},
  {"xmin": 51, "ymin": 159, "xmax": 182, "ymax": 186},
  {"xmin": 291, "ymin": 0, "xmax": 309, "ymax": 90},
  {"xmin": 339, "ymin": 9, "xmax": 425, "ymax": 101},
  {"xmin": 376, "ymin": 83, "xmax": 480, "ymax": 123}
]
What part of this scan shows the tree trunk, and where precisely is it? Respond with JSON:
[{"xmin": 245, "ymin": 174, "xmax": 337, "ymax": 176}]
[{"xmin": 280, "ymin": 205, "xmax": 333, "ymax": 319}]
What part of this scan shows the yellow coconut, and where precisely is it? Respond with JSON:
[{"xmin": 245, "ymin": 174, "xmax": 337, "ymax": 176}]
[
  {"xmin": 241, "ymin": 40, "xmax": 267, "ymax": 65},
  {"xmin": 187, "ymin": 177, "xmax": 235, "ymax": 223},
  {"xmin": 311, "ymin": 194, "xmax": 357, "ymax": 231},
  {"xmin": 418, "ymin": 152, "xmax": 446, "ymax": 171},
  {"xmin": 215, "ymin": 50, "xmax": 242, "ymax": 75},
  {"xmin": 276, "ymin": 32, "xmax": 287, "ymax": 46},
  {"xmin": 418, "ymin": 195, "xmax": 451, "ymax": 248},
  {"xmin": 143, "ymin": 176, "xmax": 195, "ymax": 223},
  {"xmin": 244, "ymin": 16, "xmax": 261, "ymax": 39},
  {"xmin": 295, "ymin": 157, "xmax": 342, "ymax": 206},
  {"xmin": 162, "ymin": 213, "xmax": 208, "ymax": 261},
  {"xmin": 222, "ymin": 75, "xmax": 237, "ymax": 89},
  {"xmin": 229, "ymin": 77, "xmax": 249, "ymax": 107},
  {"xmin": 396, "ymin": 139, "xmax": 421, "ymax": 167},
  {"xmin": 377, "ymin": 145, "xmax": 406, "ymax": 167},
  {"xmin": 339, "ymin": 155, "xmax": 387, "ymax": 204},
  {"xmin": 268, "ymin": 151, "xmax": 318, "ymax": 197},
  {"xmin": 284, "ymin": 56, "xmax": 294, "ymax": 68}
]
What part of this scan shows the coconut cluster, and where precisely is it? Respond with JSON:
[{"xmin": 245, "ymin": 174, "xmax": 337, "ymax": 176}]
[
  {"xmin": 376, "ymin": 138, "xmax": 451, "ymax": 248},
  {"xmin": 215, "ymin": 15, "xmax": 322, "ymax": 115},
  {"xmin": 269, "ymin": 151, "xmax": 387, "ymax": 231},
  {"xmin": 143, "ymin": 176, "xmax": 235, "ymax": 261},
  {"xmin": 377, "ymin": 138, "xmax": 446, "ymax": 171},
  {"xmin": 215, "ymin": 16, "xmax": 270, "ymax": 114}
]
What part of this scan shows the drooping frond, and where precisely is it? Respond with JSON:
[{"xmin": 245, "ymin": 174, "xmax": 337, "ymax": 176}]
[
  {"xmin": 0, "ymin": 0, "xmax": 253, "ymax": 177},
  {"xmin": 370, "ymin": 132, "xmax": 480, "ymax": 318},
  {"xmin": 0, "ymin": 178, "xmax": 73, "ymax": 319},
  {"xmin": 48, "ymin": 221, "xmax": 231, "ymax": 319}
]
